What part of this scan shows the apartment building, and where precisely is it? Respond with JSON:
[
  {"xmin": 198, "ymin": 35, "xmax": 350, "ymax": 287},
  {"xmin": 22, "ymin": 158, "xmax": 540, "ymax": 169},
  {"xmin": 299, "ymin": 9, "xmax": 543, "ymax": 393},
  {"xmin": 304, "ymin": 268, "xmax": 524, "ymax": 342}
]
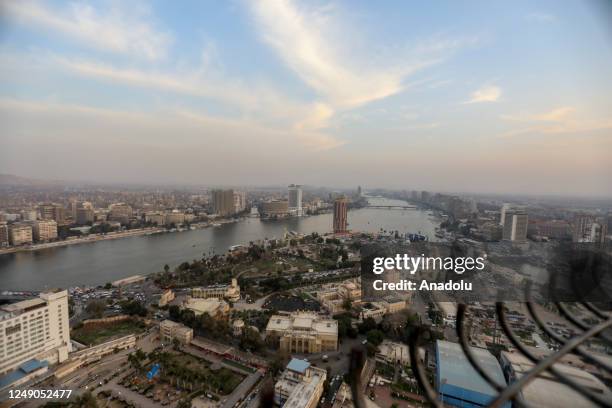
[
  {"xmin": 8, "ymin": 223, "xmax": 33, "ymax": 246},
  {"xmin": 32, "ymin": 220, "xmax": 58, "ymax": 242}
]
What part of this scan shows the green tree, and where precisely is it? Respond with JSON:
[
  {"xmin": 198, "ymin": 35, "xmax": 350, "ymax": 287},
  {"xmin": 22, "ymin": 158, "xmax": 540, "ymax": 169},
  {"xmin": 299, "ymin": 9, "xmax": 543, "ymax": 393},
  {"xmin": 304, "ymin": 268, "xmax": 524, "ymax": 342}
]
[{"xmin": 366, "ymin": 329, "xmax": 384, "ymax": 346}]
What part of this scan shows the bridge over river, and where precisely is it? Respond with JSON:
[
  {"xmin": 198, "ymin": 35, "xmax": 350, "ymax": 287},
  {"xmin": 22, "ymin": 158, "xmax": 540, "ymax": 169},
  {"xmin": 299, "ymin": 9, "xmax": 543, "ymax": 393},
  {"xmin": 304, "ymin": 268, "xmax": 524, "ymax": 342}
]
[{"xmin": 366, "ymin": 204, "xmax": 417, "ymax": 210}]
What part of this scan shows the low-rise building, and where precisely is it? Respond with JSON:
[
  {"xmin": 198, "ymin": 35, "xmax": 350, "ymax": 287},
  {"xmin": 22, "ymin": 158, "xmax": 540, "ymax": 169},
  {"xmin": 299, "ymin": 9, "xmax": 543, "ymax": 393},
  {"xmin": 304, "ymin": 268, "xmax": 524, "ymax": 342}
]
[
  {"xmin": 184, "ymin": 298, "xmax": 229, "ymax": 319},
  {"xmin": 274, "ymin": 358, "xmax": 327, "ymax": 407},
  {"xmin": 375, "ymin": 340, "xmax": 410, "ymax": 366},
  {"xmin": 318, "ymin": 279, "xmax": 362, "ymax": 313},
  {"xmin": 436, "ymin": 340, "xmax": 509, "ymax": 408},
  {"xmin": 160, "ymin": 320, "xmax": 193, "ymax": 344},
  {"xmin": 266, "ymin": 312, "xmax": 338, "ymax": 353},
  {"xmin": 192, "ymin": 278, "xmax": 240, "ymax": 302}
]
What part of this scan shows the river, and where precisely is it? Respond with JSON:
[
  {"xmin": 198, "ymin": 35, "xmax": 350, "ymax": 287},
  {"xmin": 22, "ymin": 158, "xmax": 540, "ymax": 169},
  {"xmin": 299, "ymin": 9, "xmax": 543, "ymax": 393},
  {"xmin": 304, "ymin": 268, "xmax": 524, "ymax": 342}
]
[{"xmin": 0, "ymin": 197, "xmax": 439, "ymax": 290}]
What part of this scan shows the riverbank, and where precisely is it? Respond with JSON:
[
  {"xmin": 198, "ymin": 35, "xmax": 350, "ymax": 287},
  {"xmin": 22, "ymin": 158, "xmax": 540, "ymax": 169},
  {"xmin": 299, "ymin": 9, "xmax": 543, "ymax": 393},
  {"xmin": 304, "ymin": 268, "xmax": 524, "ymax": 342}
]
[
  {"xmin": 0, "ymin": 218, "xmax": 243, "ymax": 255},
  {"xmin": 0, "ymin": 197, "xmax": 439, "ymax": 290}
]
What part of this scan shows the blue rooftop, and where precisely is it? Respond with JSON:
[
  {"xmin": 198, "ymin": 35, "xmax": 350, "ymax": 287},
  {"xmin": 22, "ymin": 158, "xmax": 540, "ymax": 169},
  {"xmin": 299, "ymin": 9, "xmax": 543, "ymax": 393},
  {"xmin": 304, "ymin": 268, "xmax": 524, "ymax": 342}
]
[
  {"xmin": 287, "ymin": 358, "xmax": 310, "ymax": 374},
  {"xmin": 0, "ymin": 359, "xmax": 48, "ymax": 389},
  {"xmin": 436, "ymin": 340, "xmax": 509, "ymax": 408}
]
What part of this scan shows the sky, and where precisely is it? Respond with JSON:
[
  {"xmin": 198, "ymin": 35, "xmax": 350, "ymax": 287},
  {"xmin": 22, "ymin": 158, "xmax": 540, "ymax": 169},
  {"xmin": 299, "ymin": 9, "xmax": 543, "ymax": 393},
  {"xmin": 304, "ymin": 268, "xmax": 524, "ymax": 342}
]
[{"xmin": 0, "ymin": 0, "xmax": 611, "ymax": 196}]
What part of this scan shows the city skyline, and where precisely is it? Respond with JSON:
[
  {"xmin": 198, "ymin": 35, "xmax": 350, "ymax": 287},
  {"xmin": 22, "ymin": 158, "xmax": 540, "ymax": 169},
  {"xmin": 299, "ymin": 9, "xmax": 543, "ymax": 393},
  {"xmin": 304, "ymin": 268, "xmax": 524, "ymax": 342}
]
[{"xmin": 1, "ymin": 1, "xmax": 611, "ymax": 196}]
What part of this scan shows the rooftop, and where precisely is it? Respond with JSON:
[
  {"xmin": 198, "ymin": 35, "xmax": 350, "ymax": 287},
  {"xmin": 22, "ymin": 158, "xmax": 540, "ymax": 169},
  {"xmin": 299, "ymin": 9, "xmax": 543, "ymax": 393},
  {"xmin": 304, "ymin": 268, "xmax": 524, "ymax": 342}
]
[
  {"xmin": 287, "ymin": 358, "xmax": 310, "ymax": 374},
  {"xmin": 436, "ymin": 340, "xmax": 506, "ymax": 397}
]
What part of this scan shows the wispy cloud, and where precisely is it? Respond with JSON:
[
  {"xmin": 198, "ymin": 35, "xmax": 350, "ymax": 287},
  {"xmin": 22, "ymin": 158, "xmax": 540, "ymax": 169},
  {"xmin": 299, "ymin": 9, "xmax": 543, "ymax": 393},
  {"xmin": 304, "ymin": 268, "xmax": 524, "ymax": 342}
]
[
  {"xmin": 249, "ymin": 0, "xmax": 470, "ymax": 128},
  {"xmin": 0, "ymin": 98, "xmax": 345, "ymax": 152},
  {"xmin": 463, "ymin": 85, "xmax": 501, "ymax": 104},
  {"xmin": 500, "ymin": 106, "xmax": 612, "ymax": 136},
  {"xmin": 2, "ymin": 1, "xmax": 172, "ymax": 60}
]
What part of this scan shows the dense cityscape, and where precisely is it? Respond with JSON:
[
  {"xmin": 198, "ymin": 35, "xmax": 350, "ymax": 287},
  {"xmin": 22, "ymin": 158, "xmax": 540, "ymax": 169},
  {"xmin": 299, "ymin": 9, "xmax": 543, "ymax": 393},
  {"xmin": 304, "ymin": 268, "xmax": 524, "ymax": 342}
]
[
  {"xmin": 1, "ymin": 0, "xmax": 611, "ymax": 407},
  {"xmin": 1, "ymin": 177, "xmax": 611, "ymax": 408}
]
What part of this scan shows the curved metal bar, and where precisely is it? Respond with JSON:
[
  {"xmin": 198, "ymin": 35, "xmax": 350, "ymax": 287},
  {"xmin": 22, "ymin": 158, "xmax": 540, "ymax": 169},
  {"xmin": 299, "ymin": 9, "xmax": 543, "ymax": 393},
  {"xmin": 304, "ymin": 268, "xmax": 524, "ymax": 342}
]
[
  {"xmin": 408, "ymin": 327, "xmax": 444, "ymax": 408},
  {"xmin": 456, "ymin": 305, "xmax": 505, "ymax": 391},
  {"xmin": 581, "ymin": 301, "xmax": 611, "ymax": 321},
  {"xmin": 493, "ymin": 303, "xmax": 612, "ymax": 408},
  {"xmin": 556, "ymin": 301, "xmax": 612, "ymax": 344},
  {"xmin": 526, "ymin": 301, "xmax": 612, "ymax": 373}
]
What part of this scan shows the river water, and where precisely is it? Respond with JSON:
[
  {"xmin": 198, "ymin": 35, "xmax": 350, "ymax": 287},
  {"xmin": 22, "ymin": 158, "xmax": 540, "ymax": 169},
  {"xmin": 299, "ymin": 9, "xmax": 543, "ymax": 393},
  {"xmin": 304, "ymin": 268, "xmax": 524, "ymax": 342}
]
[{"xmin": 0, "ymin": 197, "xmax": 439, "ymax": 290}]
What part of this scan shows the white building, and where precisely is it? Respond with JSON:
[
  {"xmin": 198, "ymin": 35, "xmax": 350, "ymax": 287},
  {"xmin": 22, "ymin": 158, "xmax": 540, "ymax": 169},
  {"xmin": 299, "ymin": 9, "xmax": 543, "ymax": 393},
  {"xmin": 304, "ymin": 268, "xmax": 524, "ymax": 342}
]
[
  {"xmin": 275, "ymin": 358, "xmax": 327, "ymax": 408},
  {"xmin": 0, "ymin": 289, "xmax": 72, "ymax": 375},
  {"xmin": 288, "ymin": 184, "xmax": 303, "ymax": 217}
]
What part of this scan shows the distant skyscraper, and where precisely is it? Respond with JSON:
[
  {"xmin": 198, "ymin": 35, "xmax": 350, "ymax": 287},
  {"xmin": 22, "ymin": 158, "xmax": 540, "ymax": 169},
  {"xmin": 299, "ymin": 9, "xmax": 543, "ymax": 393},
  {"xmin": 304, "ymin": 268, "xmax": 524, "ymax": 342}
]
[
  {"xmin": 233, "ymin": 191, "xmax": 247, "ymax": 213},
  {"xmin": 75, "ymin": 208, "xmax": 94, "ymax": 225},
  {"xmin": 288, "ymin": 184, "xmax": 303, "ymax": 216},
  {"xmin": 0, "ymin": 222, "xmax": 8, "ymax": 247},
  {"xmin": 333, "ymin": 196, "xmax": 348, "ymax": 234},
  {"xmin": 421, "ymin": 191, "xmax": 430, "ymax": 203},
  {"xmin": 39, "ymin": 203, "xmax": 65, "ymax": 223},
  {"xmin": 211, "ymin": 189, "xmax": 235, "ymax": 216},
  {"xmin": 573, "ymin": 214, "xmax": 607, "ymax": 243},
  {"xmin": 357, "ymin": 186, "xmax": 362, "ymax": 197},
  {"xmin": 500, "ymin": 203, "xmax": 512, "ymax": 226},
  {"xmin": 502, "ymin": 210, "xmax": 528, "ymax": 242}
]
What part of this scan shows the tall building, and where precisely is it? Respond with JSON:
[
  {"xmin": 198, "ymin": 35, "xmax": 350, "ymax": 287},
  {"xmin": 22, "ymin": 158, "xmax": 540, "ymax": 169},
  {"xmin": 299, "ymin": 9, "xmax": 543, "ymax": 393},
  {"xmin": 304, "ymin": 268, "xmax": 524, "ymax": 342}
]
[
  {"xmin": 421, "ymin": 191, "xmax": 430, "ymax": 203},
  {"xmin": 8, "ymin": 223, "xmax": 33, "ymax": 246},
  {"xmin": 265, "ymin": 312, "xmax": 338, "ymax": 353},
  {"xmin": 502, "ymin": 210, "xmax": 528, "ymax": 242},
  {"xmin": 233, "ymin": 191, "xmax": 247, "ymax": 213},
  {"xmin": 108, "ymin": 203, "xmax": 133, "ymax": 225},
  {"xmin": 211, "ymin": 189, "xmax": 235, "ymax": 216},
  {"xmin": 499, "ymin": 203, "xmax": 512, "ymax": 226},
  {"xmin": 75, "ymin": 208, "xmax": 94, "ymax": 225},
  {"xmin": 288, "ymin": 184, "xmax": 303, "ymax": 216},
  {"xmin": 0, "ymin": 222, "xmax": 9, "ymax": 247},
  {"xmin": 274, "ymin": 358, "xmax": 327, "ymax": 408},
  {"xmin": 39, "ymin": 204, "xmax": 65, "ymax": 223},
  {"xmin": 0, "ymin": 289, "xmax": 72, "ymax": 375},
  {"xmin": 572, "ymin": 214, "xmax": 607, "ymax": 243},
  {"xmin": 32, "ymin": 220, "xmax": 58, "ymax": 242},
  {"xmin": 333, "ymin": 196, "xmax": 348, "ymax": 234}
]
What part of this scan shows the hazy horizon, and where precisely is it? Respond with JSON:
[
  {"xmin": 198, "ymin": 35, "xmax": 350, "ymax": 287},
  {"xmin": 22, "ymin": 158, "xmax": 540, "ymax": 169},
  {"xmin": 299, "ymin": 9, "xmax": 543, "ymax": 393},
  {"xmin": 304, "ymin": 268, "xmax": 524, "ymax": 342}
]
[{"xmin": 1, "ymin": 1, "xmax": 611, "ymax": 196}]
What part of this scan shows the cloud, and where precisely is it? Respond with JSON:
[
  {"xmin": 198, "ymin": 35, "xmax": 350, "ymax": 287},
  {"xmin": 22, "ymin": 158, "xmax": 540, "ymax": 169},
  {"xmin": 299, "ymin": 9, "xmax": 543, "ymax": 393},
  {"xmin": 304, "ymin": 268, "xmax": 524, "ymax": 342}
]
[
  {"xmin": 2, "ymin": 1, "xmax": 172, "ymax": 60},
  {"xmin": 0, "ymin": 98, "xmax": 345, "ymax": 152},
  {"xmin": 463, "ymin": 85, "xmax": 501, "ymax": 104},
  {"xmin": 248, "ymin": 0, "xmax": 468, "ymax": 128},
  {"xmin": 500, "ymin": 106, "xmax": 612, "ymax": 136}
]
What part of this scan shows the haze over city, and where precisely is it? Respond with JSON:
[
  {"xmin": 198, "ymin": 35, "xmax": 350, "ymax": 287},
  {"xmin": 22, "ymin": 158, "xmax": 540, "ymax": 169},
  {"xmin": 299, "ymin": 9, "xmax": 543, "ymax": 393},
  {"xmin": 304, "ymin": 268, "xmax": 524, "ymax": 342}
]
[{"xmin": 1, "ymin": 0, "xmax": 611, "ymax": 195}]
